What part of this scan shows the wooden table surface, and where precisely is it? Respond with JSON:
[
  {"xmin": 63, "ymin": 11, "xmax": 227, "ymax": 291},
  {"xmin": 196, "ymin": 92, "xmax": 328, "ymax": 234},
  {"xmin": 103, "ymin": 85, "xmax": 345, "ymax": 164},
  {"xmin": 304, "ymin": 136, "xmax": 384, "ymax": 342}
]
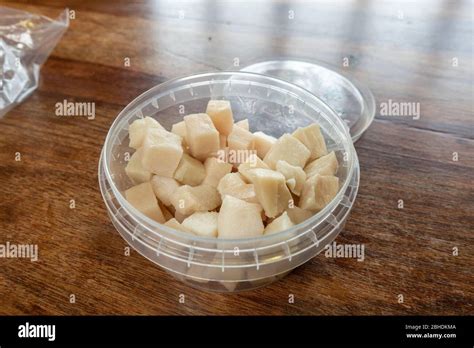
[{"xmin": 0, "ymin": 0, "xmax": 472, "ymax": 315}]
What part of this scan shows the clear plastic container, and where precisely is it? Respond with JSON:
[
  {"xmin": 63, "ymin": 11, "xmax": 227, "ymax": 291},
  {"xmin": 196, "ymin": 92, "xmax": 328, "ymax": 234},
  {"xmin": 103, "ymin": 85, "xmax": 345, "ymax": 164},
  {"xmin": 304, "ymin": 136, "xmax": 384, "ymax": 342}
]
[{"xmin": 99, "ymin": 72, "xmax": 360, "ymax": 292}]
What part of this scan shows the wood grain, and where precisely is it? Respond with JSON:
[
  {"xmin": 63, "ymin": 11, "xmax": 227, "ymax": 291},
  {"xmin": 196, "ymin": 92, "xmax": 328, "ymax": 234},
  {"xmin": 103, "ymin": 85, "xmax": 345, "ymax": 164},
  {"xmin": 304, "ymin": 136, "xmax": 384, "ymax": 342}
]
[{"xmin": 0, "ymin": 0, "xmax": 472, "ymax": 315}]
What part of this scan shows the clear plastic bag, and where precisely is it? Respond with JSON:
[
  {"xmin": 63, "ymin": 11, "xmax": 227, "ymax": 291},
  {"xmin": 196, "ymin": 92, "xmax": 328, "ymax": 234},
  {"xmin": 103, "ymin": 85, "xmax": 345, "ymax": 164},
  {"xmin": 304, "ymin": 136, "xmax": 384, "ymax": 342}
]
[{"xmin": 0, "ymin": 6, "xmax": 69, "ymax": 118}]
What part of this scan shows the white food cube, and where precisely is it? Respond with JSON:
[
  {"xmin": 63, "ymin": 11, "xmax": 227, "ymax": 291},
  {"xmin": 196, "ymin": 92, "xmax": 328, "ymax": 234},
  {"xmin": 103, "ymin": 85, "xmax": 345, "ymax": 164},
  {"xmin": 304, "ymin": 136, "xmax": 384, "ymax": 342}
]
[
  {"xmin": 128, "ymin": 116, "xmax": 165, "ymax": 149},
  {"xmin": 217, "ymin": 173, "xmax": 258, "ymax": 203},
  {"xmin": 205, "ymin": 100, "xmax": 234, "ymax": 136},
  {"xmin": 202, "ymin": 157, "xmax": 233, "ymax": 187},
  {"xmin": 235, "ymin": 119, "xmax": 249, "ymax": 130},
  {"xmin": 182, "ymin": 212, "xmax": 219, "ymax": 238},
  {"xmin": 292, "ymin": 123, "xmax": 328, "ymax": 160},
  {"xmin": 174, "ymin": 153, "xmax": 206, "ymax": 186},
  {"xmin": 228, "ymin": 125, "xmax": 255, "ymax": 151},
  {"xmin": 170, "ymin": 184, "xmax": 221, "ymax": 215},
  {"xmin": 125, "ymin": 148, "xmax": 152, "ymax": 184},
  {"xmin": 238, "ymin": 153, "xmax": 269, "ymax": 181},
  {"xmin": 141, "ymin": 128, "xmax": 183, "ymax": 177},
  {"xmin": 253, "ymin": 131, "xmax": 276, "ymax": 158},
  {"xmin": 171, "ymin": 120, "xmax": 189, "ymax": 151},
  {"xmin": 218, "ymin": 196, "xmax": 264, "ymax": 239},
  {"xmin": 217, "ymin": 147, "xmax": 238, "ymax": 168},
  {"xmin": 217, "ymin": 173, "xmax": 246, "ymax": 191},
  {"xmin": 125, "ymin": 182, "xmax": 165, "ymax": 223},
  {"xmin": 299, "ymin": 174, "xmax": 339, "ymax": 211},
  {"xmin": 219, "ymin": 134, "xmax": 227, "ymax": 149},
  {"xmin": 276, "ymin": 160, "xmax": 307, "ymax": 196},
  {"xmin": 263, "ymin": 134, "xmax": 310, "ymax": 169},
  {"xmin": 171, "ymin": 121, "xmax": 187, "ymax": 139},
  {"xmin": 150, "ymin": 175, "xmax": 181, "ymax": 206},
  {"xmin": 264, "ymin": 211, "xmax": 294, "ymax": 235},
  {"xmin": 219, "ymin": 183, "xmax": 258, "ymax": 204},
  {"xmin": 244, "ymin": 168, "xmax": 292, "ymax": 218},
  {"xmin": 164, "ymin": 218, "xmax": 194, "ymax": 234},
  {"xmin": 184, "ymin": 113, "xmax": 220, "ymax": 161},
  {"xmin": 304, "ymin": 151, "xmax": 339, "ymax": 178},
  {"xmin": 286, "ymin": 206, "xmax": 314, "ymax": 224}
]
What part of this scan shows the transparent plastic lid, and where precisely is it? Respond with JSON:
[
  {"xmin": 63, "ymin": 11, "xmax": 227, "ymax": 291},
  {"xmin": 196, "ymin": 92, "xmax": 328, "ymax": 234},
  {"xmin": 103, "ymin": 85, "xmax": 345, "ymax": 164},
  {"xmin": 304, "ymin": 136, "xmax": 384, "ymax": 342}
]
[{"xmin": 241, "ymin": 59, "xmax": 375, "ymax": 142}]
